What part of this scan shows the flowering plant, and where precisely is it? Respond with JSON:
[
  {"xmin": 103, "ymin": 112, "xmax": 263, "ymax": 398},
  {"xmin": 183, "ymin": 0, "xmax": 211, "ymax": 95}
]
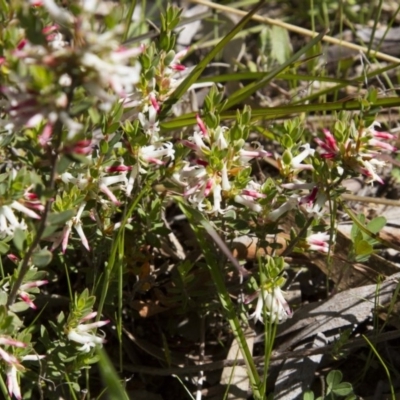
[{"xmin": 0, "ymin": 1, "xmax": 398, "ymax": 399}]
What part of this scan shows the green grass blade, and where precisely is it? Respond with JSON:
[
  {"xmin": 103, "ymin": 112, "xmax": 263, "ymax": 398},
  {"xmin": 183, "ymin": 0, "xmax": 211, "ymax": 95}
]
[
  {"xmin": 362, "ymin": 335, "xmax": 395, "ymax": 400},
  {"xmin": 220, "ymin": 30, "xmax": 327, "ymax": 111},
  {"xmin": 122, "ymin": 0, "xmax": 137, "ymax": 42},
  {"xmin": 160, "ymin": 0, "xmax": 266, "ymax": 118},
  {"xmin": 96, "ymin": 183, "xmax": 149, "ymax": 320},
  {"xmin": 97, "ymin": 347, "xmax": 129, "ymax": 400},
  {"xmin": 197, "ymin": 71, "xmax": 352, "ymax": 85},
  {"xmin": 160, "ymin": 95, "xmax": 400, "ymax": 131},
  {"xmin": 176, "ymin": 199, "xmax": 263, "ymax": 399}
]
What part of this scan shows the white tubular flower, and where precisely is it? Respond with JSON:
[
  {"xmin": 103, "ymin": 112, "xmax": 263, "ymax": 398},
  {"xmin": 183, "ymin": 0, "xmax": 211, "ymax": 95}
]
[
  {"xmin": 6, "ymin": 364, "xmax": 21, "ymax": 400},
  {"xmin": 221, "ymin": 163, "xmax": 231, "ymax": 191},
  {"xmin": 291, "ymin": 144, "xmax": 315, "ymax": 171},
  {"xmin": 70, "ymin": 202, "xmax": 89, "ymax": 252},
  {"xmin": 61, "ymin": 172, "xmax": 89, "ymax": 190},
  {"xmin": 67, "ymin": 313, "xmax": 110, "ymax": 353},
  {"xmin": 239, "ymin": 147, "xmax": 270, "ymax": 164},
  {"xmin": 358, "ymin": 158, "xmax": 386, "ymax": 185},
  {"xmin": 234, "ymin": 194, "xmax": 262, "ymax": 213},
  {"xmin": 186, "ymin": 178, "xmax": 213, "ymax": 211},
  {"xmin": 18, "ymin": 280, "xmax": 48, "ymax": 310},
  {"xmin": 140, "ymin": 142, "xmax": 175, "ymax": 165},
  {"xmin": 9, "ymin": 201, "xmax": 41, "ymax": 220},
  {"xmin": 0, "ymin": 199, "xmax": 41, "ymax": 238},
  {"xmin": 234, "ymin": 181, "xmax": 266, "ymax": 213},
  {"xmin": 250, "ymin": 287, "xmax": 292, "ymax": 324},
  {"xmin": 80, "ymin": 52, "xmax": 141, "ymax": 103},
  {"xmin": 281, "ymin": 181, "xmax": 315, "ymax": 190},
  {"xmin": 98, "ymin": 174, "xmax": 128, "ymax": 206},
  {"xmin": 210, "ymin": 183, "xmax": 223, "ymax": 215},
  {"xmin": 214, "ymin": 127, "xmax": 229, "ymax": 150},
  {"xmin": 0, "ymin": 337, "xmax": 26, "ymax": 368},
  {"xmin": 42, "ymin": 0, "xmax": 74, "ymax": 24},
  {"xmin": 192, "ymin": 130, "xmax": 209, "ymax": 151},
  {"xmin": 125, "ymin": 164, "xmax": 141, "ymax": 197},
  {"xmin": 59, "ymin": 111, "xmax": 83, "ymax": 140},
  {"xmin": 138, "ymin": 106, "xmax": 160, "ymax": 139},
  {"xmin": 50, "ymin": 202, "xmax": 89, "ymax": 253},
  {"xmin": 307, "ymin": 232, "xmax": 331, "ymax": 253},
  {"xmin": 0, "ymin": 206, "xmax": 24, "ymax": 236},
  {"xmin": 5, "ymin": 352, "xmax": 45, "ymax": 400},
  {"xmin": 124, "ymin": 143, "xmax": 174, "ymax": 196},
  {"xmin": 267, "ymin": 195, "xmax": 299, "ymax": 222}
]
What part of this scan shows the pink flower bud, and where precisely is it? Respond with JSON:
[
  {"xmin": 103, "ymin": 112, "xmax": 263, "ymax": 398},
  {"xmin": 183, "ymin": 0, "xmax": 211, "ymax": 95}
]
[
  {"xmin": 149, "ymin": 94, "xmax": 160, "ymax": 114},
  {"xmin": 105, "ymin": 165, "xmax": 132, "ymax": 173},
  {"xmin": 196, "ymin": 114, "xmax": 208, "ymax": 136}
]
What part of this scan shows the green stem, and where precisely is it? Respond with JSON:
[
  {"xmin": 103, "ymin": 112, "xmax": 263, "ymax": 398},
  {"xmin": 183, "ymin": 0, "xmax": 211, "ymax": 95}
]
[
  {"xmin": 117, "ymin": 228, "xmax": 124, "ymax": 372},
  {"xmin": 96, "ymin": 183, "xmax": 148, "ymax": 320},
  {"xmin": 122, "ymin": 0, "xmax": 137, "ymax": 42},
  {"xmin": 0, "ymin": 372, "xmax": 11, "ymax": 400},
  {"xmin": 7, "ymin": 119, "xmax": 63, "ymax": 307},
  {"xmin": 178, "ymin": 201, "xmax": 263, "ymax": 399}
]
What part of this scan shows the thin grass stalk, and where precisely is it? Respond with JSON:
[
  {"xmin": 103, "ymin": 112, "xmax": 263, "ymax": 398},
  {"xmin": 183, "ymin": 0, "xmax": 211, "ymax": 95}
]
[
  {"xmin": 96, "ymin": 183, "xmax": 149, "ymax": 320},
  {"xmin": 63, "ymin": 257, "xmax": 73, "ymax": 301},
  {"xmin": 258, "ymin": 255, "xmax": 278, "ymax": 395},
  {"xmin": 161, "ymin": 95, "xmax": 400, "ymax": 132},
  {"xmin": 362, "ymin": 335, "xmax": 395, "ymax": 400},
  {"xmin": 366, "ymin": 0, "xmax": 383, "ymax": 57},
  {"xmin": 64, "ymin": 372, "xmax": 78, "ymax": 400},
  {"xmin": 117, "ymin": 230, "xmax": 125, "ymax": 372},
  {"xmin": 0, "ymin": 373, "xmax": 10, "ymax": 400},
  {"xmin": 122, "ymin": 0, "xmax": 137, "ymax": 42},
  {"xmin": 178, "ymin": 202, "xmax": 263, "ymax": 399}
]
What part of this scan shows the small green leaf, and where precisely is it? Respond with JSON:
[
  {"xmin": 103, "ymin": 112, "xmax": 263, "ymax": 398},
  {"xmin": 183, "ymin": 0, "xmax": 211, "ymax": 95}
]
[
  {"xmin": 42, "ymin": 225, "xmax": 59, "ymax": 240},
  {"xmin": 282, "ymin": 134, "xmax": 293, "ymax": 149},
  {"xmin": 105, "ymin": 122, "xmax": 120, "ymax": 134},
  {"xmin": 100, "ymin": 140, "xmax": 109, "ymax": 154},
  {"xmin": 32, "ymin": 249, "xmax": 53, "ymax": 267},
  {"xmin": 0, "ymin": 291, "xmax": 8, "ymax": 306},
  {"xmin": 332, "ymin": 382, "xmax": 353, "ymax": 396},
  {"xmin": 13, "ymin": 228, "xmax": 26, "ymax": 252},
  {"xmin": 303, "ymin": 390, "xmax": 314, "ymax": 400},
  {"xmin": 57, "ymin": 155, "xmax": 74, "ymax": 174},
  {"xmin": 47, "ymin": 210, "xmax": 74, "ymax": 226},
  {"xmin": 10, "ymin": 301, "xmax": 30, "ymax": 313},
  {"xmin": 354, "ymin": 239, "xmax": 373, "ymax": 257},
  {"xmin": 270, "ymin": 26, "xmax": 292, "ymax": 64},
  {"xmin": 326, "ymin": 370, "xmax": 343, "ymax": 388},
  {"xmin": 366, "ymin": 216, "xmax": 386, "ymax": 234},
  {"xmin": 282, "ymin": 149, "xmax": 292, "ymax": 165},
  {"xmin": 0, "ymin": 241, "xmax": 10, "ymax": 254}
]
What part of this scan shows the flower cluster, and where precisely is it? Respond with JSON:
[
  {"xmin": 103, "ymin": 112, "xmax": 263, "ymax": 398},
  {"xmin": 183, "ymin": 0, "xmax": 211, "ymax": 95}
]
[
  {"xmin": 1, "ymin": 0, "xmax": 141, "ymax": 145},
  {"xmin": 66, "ymin": 312, "xmax": 109, "ymax": 353},
  {"xmin": 0, "ymin": 336, "xmax": 44, "ymax": 400},
  {"xmin": 315, "ymin": 121, "xmax": 396, "ymax": 184},
  {"xmin": 0, "ymin": 0, "xmax": 398, "ymax": 397},
  {"xmin": 249, "ymin": 286, "xmax": 292, "ymax": 324},
  {"xmin": 245, "ymin": 257, "xmax": 292, "ymax": 324},
  {"xmin": 174, "ymin": 108, "xmax": 270, "ymax": 214}
]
